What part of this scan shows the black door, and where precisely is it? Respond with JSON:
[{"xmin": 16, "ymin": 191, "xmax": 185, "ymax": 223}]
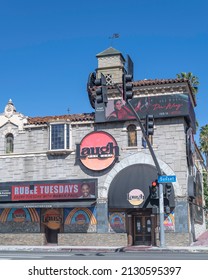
[{"xmin": 45, "ymin": 227, "xmax": 59, "ymax": 244}]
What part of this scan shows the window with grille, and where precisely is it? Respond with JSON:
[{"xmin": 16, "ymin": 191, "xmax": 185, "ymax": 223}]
[{"xmin": 105, "ymin": 74, "xmax": 113, "ymax": 85}]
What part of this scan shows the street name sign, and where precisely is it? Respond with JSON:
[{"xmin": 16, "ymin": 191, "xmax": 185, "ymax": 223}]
[{"xmin": 158, "ymin": 175, "xmax": 176, "ymax": 183}]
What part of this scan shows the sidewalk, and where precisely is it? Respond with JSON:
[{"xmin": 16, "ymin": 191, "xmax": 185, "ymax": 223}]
[
  {"xmin": 0, "ymin": 231, "xmax": 208, "ymax": 253},
  {"xmin": 0, "ymin": 244, "xmax": 208, "ymax": 253}
]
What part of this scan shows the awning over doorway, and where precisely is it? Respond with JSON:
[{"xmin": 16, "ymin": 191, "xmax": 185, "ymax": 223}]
[{"xmin": 108, "ymin": 164, "xmax": 175, "ymax": 209}]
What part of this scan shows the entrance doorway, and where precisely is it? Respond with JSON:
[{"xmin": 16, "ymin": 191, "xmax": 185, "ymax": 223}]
[
  {"xmin": 45, "ymin": 227, "xmax": 59, "ymax": 244},
  {"xmin": 41, "ymin": 208, "xmax": 63, "ymax": 245},
  {"xmin": 132, "ymin": 212, "xmax": 156, "ymax": 246}
]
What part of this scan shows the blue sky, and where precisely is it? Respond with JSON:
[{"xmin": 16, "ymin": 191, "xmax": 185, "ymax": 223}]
[{"xmin": 0, "ymin": 0, "xmax": 207, "ymax": 144}]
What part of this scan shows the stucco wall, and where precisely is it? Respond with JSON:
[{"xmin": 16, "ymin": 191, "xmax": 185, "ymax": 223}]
[
  {"xmin": 0, "ymin": 233, "xmax": 46, "ymax": 245},
  {"xmin": 58, "ymin": 233, "xmax": 127, "ymax": 247}
]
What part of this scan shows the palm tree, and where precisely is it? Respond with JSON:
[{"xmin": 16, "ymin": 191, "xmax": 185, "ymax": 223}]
[
  {"xmin": 176, "ymin": 72, "xmax": 199, "ymax": 95},
  {"xmin": 200, "ymin": 124, "xmax": 208, "ymax": 169}
]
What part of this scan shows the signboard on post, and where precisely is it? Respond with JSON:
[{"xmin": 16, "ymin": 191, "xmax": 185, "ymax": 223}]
[{"xmin": 158, "ymin": 175, "xmax": 176, "ymax": 183}]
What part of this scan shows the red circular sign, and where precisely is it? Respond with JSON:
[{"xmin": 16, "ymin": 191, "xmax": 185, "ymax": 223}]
[{"xmin": 78, "ymin": 131, "xmax": 119, "ymax": 171}]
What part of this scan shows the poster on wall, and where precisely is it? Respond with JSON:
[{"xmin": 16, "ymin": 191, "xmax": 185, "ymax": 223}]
[
  {"xmin": 0, "ymin": 208, "xmax": 40, "ymax": 233},
  {"xmin": 164, "ymin": 212, "xmax": 175, "ymax": 231},
  {"xmin": 95, "ymin": 93, "xmax": 196, "ymax": 131},
  {"xmin": 109, "ymin": 212, "xmax": 126, "ymax": 233},
  {"xmin": 64, "ymin": 207, "xmax": 97, "ymax": 233},
  {"xmin": 0, "ymin": 179, "xmax": 97, "ymax": 203}
]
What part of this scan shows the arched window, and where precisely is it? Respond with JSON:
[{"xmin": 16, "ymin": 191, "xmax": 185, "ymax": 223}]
[
  {"xmin": 6, "ymin": 133, "xmax": 14, "ymax": 153},
  {"xmin": 127, "ymin": 124, "xmax": 137, "ymax": 147}
]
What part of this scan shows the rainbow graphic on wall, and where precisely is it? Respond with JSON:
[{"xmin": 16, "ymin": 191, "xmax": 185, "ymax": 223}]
[
  {"xmin": 0, "ymin": 208, "xmax": 40, "ymax": 223},
  {"xmin": 64, "ymin": 208, "xmax": 97, "ymax": 225}
]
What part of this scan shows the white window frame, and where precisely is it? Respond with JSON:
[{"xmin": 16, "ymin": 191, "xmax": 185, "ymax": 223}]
[{"xmin": 49, "ymin": 123, "xmax": 71, "ymax": 151}]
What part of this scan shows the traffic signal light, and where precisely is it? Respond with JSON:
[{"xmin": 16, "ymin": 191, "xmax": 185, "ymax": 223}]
[
  {"xmin": 94, "ymin": 73, "xmax": 108, "ymax": 104},
  {"xmin": 150, "ymin": 180, "xmax": 159, "ymax": 199},
  {"xmin": 87, "ymin": 72, "xmax": 96, "ymax": 108},
  {"xmin": 165, "ymin": 183, "xmax": 172, "ymax": 197},
  {"xmin": 165, "ymin": 206, "xmax": 171, "ymax": 214},
  {"xmin": 145, "ymin": 115, "xmax": 154, "ymax": 136},
  {"xmin": 122, "ymin": 73, "xmax": 133, "ymax": 101}
]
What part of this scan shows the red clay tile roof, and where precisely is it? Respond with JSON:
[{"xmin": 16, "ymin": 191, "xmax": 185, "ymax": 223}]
[
  {"xmin": 104, "ymin": 78, "xmax": 190, "ymax": 89},
  {"xmin": 107, "ymin": 78, "xmax": 196, "ymax": 105},
  {"xmin": 27, "ymin": 78, "xmax": 195, "ymax": 125},
  {"xmin": 27, "ymin": 113, "xmax": 95, "ymax": 125},
  {"xmin": 134, "ymin": 78, "xmax": 196, "ymax": 105},
  {"xmin": 133, "ymin": 78, "xmax": 189, "ymax": 87}
]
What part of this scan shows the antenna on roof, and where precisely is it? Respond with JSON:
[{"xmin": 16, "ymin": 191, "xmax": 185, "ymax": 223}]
[
  {"xmin": 67, "ymin": 107, "xmax": 70, "ymax": 114},
  {"xmin": 109, "ymin": 33, "xmax": 120, "ymax": 46}
]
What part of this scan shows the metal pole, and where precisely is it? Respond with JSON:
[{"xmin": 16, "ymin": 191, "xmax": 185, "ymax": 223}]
[
  {"xmin": 159, "ymin": 183, "xmax": 165, "ymax": 247},
  {"xmin": 126, "ymin": 99, "xmax": 165, "ymax": 247}
]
